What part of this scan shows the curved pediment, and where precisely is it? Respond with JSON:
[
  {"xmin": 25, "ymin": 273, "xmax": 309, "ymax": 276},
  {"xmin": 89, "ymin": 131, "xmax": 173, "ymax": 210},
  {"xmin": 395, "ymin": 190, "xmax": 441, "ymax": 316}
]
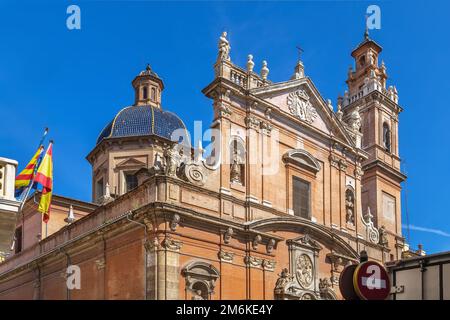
[
  {"xmin": 282, "ymin": 149, "xmax": 321, "ymax": 173},
  {"xmin": 247, "ymin": 217, "xmax": 359, "ymax": 260}
]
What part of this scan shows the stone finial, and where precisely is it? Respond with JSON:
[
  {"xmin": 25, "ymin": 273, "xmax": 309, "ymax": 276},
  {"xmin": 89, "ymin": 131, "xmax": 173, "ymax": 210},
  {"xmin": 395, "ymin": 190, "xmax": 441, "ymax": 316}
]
[
  {"xmin": 247, "ymin": 54, "xmax": 255, "ymax": 72},
  {"xmin": 417, "ymin": 244, "xmax": 426, "ymax": 256},
  {"xmin": 347, "ymin": 66, "xmax": 353, "ymax": 79},
  {"xmin": 260, "ymin": 60, "xmax": 269, "ymax": 80},
  {"xmin": 218, "ymin": 31, "xmax": 231, "ymax": 62},
  {"xmin": 327, "ymin": 99, "xmax": 333, "ymax": 111},
  {"xmin": 336, "ymin": 103, "xmax": 343, "ymax": 121},
  {"xmin": 195, "ymin": 140, "xmax": 204, "ymax": 163},
  {"xmin": 64, "ymin": 205, "xmax": 76, "ymax": 224},
  {"xmin": 292, "ymin": 60, "xmax": 305, "ymax": 79}
]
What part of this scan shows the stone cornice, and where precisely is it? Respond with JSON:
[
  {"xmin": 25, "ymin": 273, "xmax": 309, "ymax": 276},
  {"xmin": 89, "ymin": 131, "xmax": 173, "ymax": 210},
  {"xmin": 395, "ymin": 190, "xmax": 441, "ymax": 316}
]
[{"xmin": 362, "ymin": 159, "xmax": 407, "ymax": 183}]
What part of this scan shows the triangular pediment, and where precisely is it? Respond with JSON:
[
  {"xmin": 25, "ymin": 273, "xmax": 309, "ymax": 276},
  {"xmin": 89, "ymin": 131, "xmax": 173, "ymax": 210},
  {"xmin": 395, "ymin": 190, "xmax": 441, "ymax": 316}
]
[
  {"xmin": 289, "ymin": 234, "xmax": 323, "ymax": 251},
  {"xmin": 250, "ymin": 78, "xmax": 354, "ymax": 146},
  {"xmin": 116, "ymin": 157, "xmax": 146, "ymax": 168}
]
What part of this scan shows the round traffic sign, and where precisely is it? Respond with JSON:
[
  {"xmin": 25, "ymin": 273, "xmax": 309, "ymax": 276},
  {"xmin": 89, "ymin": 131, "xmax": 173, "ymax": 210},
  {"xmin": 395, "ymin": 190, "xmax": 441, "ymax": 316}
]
[
  {"xmin": 353, "ymin": 261, "xmax": 390, "ymax": 300},
  {"xmin": 339, "ymin": 264, "xmax": 360, "ymax": 300}
]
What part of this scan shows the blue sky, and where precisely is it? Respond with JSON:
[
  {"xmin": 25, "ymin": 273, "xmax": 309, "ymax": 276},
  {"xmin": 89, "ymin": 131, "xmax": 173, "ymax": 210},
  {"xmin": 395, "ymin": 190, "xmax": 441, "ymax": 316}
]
[{"xmin": 0, "ymin": 0, "xmax": 449, "ymax": 253}]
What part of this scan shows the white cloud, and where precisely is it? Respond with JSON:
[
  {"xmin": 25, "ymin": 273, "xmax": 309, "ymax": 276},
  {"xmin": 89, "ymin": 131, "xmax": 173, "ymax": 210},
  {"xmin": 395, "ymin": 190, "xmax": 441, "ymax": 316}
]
[{"xmin": 402, "ymin": 224, "xmax": 450, "ymax": 237}]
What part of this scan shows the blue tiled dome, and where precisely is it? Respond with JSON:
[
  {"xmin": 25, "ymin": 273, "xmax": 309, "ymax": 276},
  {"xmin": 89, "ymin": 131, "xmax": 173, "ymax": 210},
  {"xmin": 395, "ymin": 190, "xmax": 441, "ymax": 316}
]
[{"xmin": 96, "ymin": 105, "xmax": 187, "ymax": 145}]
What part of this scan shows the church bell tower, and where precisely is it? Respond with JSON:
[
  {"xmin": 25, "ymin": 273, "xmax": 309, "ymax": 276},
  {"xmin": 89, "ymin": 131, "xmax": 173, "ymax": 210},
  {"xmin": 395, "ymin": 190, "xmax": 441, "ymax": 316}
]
[{"xmin": 341, "ymin": 30, "xmax": 406, "ymax": 258}]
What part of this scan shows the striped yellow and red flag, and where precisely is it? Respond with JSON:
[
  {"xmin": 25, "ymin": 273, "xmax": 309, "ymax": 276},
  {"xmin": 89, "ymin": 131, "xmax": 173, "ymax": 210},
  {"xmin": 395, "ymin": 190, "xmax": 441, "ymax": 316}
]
[
  {"xmin": 34, "ymin": 142, "xmax": 53, "ymax": 223},
  {"xmin": 15, "ymin": 146, "xmax": 44, "ymax": 191}
]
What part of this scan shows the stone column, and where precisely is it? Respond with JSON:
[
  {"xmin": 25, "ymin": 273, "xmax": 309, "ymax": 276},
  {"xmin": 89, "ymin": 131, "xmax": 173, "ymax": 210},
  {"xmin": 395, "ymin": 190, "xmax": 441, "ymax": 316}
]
[
  {"xmin": 354, "ymin": 165, "xmax": 364, "ymax": 239},
  {"xmin": 145, "ymin": 235, "xmax": 182, "ymax": 300},
  {"xmin": 214, "ymin": 89, "xmax": 233, "ymax": 197},
  {"xmin": 246, "ymin": 112, "xmax": 261, "ymax": 204}
]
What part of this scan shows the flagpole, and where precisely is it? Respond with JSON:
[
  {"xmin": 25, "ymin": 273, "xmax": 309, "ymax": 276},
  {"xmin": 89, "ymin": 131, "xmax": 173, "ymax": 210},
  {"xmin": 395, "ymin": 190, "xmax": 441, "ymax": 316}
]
[{"xmin": 17, "ymin": 128, "xmax": 49, "ymax": 213}]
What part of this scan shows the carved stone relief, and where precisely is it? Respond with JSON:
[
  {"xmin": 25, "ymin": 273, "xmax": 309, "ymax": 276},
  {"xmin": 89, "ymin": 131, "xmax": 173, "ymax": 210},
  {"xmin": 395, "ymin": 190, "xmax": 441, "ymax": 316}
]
[
  {"xmin": 295, "ymin": 254, "xmax": 314, "ymax": 289},
  {"xmin": 287, "ymin": 90, "xmax": 318, "ymax": 124},
  {"xmin": 274, "ymin": 235, "xmax": 322, "ymax": 300},
  {"xmin": 361, "ymin": 207, "xmax": 380, "ymax": 244}
]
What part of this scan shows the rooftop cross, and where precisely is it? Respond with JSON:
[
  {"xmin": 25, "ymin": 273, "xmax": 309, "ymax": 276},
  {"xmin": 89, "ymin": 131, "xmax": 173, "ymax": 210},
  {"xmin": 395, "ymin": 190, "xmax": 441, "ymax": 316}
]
[
  {"xmin": 364, "ymin": 14, "xmax": 369, "ymax": 39},
  {"xmin": 296, "ymin": 45, "xmax": 304, "ymax": 61}
]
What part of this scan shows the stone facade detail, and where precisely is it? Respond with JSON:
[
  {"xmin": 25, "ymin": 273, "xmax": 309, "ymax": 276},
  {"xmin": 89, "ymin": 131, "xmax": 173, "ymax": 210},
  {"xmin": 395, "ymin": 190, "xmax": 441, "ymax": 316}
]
[
  {"xmin": 329, "ymin": 154, "xmax": 340, "ymax": 169},
  {"xmin": 252, "ymin": 234, "xmax": 262, "ymax": 250},
  {"xmin": 287, "ymin": 90, "xmax": 317, "ymax": 124},
  {"xmin": 361, "ymin": 207, "xmax": 380, "ymax": 244},
  {"xmin": 180, "ymin": 162, "xmax": 206, "ymax": 186},
  {"xmin": 161, "ymin": 236, "xmax": 183, "ymax": 252},
  {"xmin": 95, "ymin": 258, "xmax": 106, "ymax": 270},
  {"xmin": 262, "ymin": 259, "xmax": 276, "ymax": 271},
  {"xmin": 223, "ymin": 227, "xmax": 233, "ymax": 244},
  {"xmin": 295, "ymin": 254, "xmax": 314, "ymax": 289},
  {"xmin": 244, "ymin": 255, "xmax": 263, "ymax": 268},
  {"xmin": 218, "ymin": 250, "xmax": 234, "ymax": 263},
  {"xmin": 245, "ymin": 115, "xmax": 260, "ymax": 131},
  {"xmin": 170, "ymin": 214, "xmax": 180, "ymax": 232},
  {"xmin": 163, "ymin": 144, "xmax": 180, "ymax": 177},
  {"xmin": 266, "ymin": 238, "xmax": 276, "ymax": 254}
]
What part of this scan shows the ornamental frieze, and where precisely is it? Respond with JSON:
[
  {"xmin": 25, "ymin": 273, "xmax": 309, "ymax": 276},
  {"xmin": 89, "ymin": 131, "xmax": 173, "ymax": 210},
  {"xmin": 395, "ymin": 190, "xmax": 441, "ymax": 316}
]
[
  {"xmin": 262, "ymin": 259, "xmax": 276, "ymax": 272},
  {"xmin": 244, "ymin": 255, "xmax": 263, "ymax": 268}
]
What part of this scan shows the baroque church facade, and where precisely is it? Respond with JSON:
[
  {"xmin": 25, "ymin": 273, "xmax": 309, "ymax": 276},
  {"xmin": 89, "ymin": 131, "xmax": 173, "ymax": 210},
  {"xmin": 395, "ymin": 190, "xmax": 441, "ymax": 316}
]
[{"xmin": 0, "ymin": 30, "xmax": 406, "ymax": 300}]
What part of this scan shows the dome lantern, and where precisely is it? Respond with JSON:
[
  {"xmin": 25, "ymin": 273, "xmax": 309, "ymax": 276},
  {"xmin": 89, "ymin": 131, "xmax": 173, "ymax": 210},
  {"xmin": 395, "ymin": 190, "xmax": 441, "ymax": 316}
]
[{"xmin": 131, "ymin": 64, "xmax": 164, "ymax": 108}]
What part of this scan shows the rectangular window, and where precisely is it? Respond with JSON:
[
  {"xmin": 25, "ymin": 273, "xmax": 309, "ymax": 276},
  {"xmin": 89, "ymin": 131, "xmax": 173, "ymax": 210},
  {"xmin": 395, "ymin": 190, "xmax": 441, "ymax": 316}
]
[
  {"xmin": 125, "ymin": 172, "xmax": 138, "ymax": 192},
  {"xmin": 14, "ymin": 226, "xmax": 22, "ymax": 254},
  {"xmin": 293, "ymin": 177, "xmax": 311, "ymax": 219}
]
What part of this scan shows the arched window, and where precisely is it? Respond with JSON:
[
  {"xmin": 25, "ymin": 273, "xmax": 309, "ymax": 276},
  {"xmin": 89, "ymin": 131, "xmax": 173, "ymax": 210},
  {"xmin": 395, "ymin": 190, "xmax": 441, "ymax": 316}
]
[
  {"xmin": 383, "ymin": 122, "xmax": 391, "ymax": 152},
  {"xmin": 359, "ymin": 55, "xmax": 366, "ymax": 67},
  {"xmin": 142, "ymin": 86, "xmax": 148, "ymax": 100},
  {"xmin": 151, "ymin": 87, "xmax": 156, "ymax": 101}
]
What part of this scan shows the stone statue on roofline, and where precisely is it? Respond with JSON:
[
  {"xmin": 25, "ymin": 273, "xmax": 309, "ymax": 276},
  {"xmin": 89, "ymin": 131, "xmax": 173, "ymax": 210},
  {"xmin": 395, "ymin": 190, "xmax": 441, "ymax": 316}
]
[
  {"xmin": 218, "ymin": 31, "xmax": 231, "ymax": 62},
  {"xmin": 163, "ymin": 144, "xmax": 180, "ymax": 177}
]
